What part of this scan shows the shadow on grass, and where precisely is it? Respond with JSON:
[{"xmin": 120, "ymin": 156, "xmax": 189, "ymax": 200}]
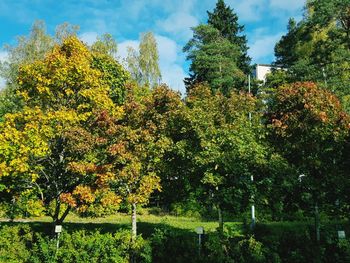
[{"xmin": 0, "ymin": 220, "xmax": 197, "ymax": 239}]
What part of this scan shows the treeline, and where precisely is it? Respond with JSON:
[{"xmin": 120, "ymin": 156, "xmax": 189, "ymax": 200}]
[{"xmin": 0, "ymin": 0, "xmax": 349, "ymax": 242}]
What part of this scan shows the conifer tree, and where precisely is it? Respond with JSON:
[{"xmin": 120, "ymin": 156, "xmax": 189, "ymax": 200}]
[
  {"xmin": 184, "ymin": 0, "xmax": 250, "ymax": 95},
  {"xmin": 207, "ymin": 0, "xmax": 251, "ymax": 74}
]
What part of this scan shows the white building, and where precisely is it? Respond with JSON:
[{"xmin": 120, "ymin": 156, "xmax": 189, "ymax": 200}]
[{"xmin": 254, "ymin": 64, "xmax": 281, "ymax": 83}]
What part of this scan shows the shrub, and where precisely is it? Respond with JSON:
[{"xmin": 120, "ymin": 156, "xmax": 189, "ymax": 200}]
[
  {"xmin": 0, "ymin": 225, "xmax": 33, "ymax": 263},
  {"xmin": 31, "ymin": 230, "xmax": 152, "ymax": 263},
  {"xmin": 0, "ymin": 225, "xmax": 151, "ymax": 263},
  {"xmin": 151, "ymin": 227, "xmax": 200, "ymax": 263}
]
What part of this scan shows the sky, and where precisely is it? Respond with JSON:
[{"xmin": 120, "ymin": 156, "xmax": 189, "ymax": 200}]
[{"xmin": 0, "ymin": 0, "xmax": 305, "ymax": 94}]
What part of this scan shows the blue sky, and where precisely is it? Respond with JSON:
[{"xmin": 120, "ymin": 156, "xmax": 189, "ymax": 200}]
[{"xmin": 0, "ymin": 0, "xmax": 305, "ymax": 94}]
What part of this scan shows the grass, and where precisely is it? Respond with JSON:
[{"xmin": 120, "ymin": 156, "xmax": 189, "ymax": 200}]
[{"xmin": 0, "ymin": 212, "xmax": 243, "ymax": 237}]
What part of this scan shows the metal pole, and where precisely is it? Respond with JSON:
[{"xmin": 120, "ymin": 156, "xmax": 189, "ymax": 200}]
[
  {"xmin": 248, "ymin": 74, "xmax": 255, "ymax": 229},
  {"xmin": 198, "ymin": 234, "xmax": 202, "ymax": 256},
  {"xmin": 251, "ymin": 174, "xmax": 255, "ymax": 229},
  {"xmin": 248, "ymin": 74, "xmax": 252, "ymax": 121}
]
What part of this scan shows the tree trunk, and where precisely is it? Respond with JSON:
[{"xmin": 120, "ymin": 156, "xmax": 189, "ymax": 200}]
[
  {"xmin": 58, "ymin": 206, "xmax": 71, "ymax": 225},
  {"xmin": 315, "ymin": 203, "xmax": 320, "ymax": 242},
  {"xmin": 51, "ymin": 198, "xmax": 61, "ymax": 236},
  {"xmin": 131, "ymin": 203, "xmax": 137, "ymax": 241},
  {"xmin": 51, "ymin": 199, "xmax": 71, "ymax": 237},
  {"xmin": 218, "ymin": 205, "xmax": 224, "ymax": 234}
]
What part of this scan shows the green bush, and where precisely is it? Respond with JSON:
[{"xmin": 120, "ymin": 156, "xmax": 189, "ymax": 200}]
[
  {"xmin": 202, "ymin": 232, "xmax": 278, "ymax": 263},
  {"xmin": 170, "ymin": 201, "xmax": 203, "ymax": 218},
  {"xmin": 0, "ymin": 225, "xmax": 33, "ymax": 263},
  {"xmin": 151, "ymin": 227, "xmax": 200, "ymax": 263},
  {"xmin": 0, "ymin": 225, "xmax": 151, "ymax": 263},
  {"xmin": 32, "ymin": 230, "xmax": 151, "ymax": 263}
]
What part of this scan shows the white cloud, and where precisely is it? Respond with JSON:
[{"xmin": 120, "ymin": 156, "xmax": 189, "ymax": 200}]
[
  {"xmin": 79, "ymin": 31, "xmax": 98, "ymax": 46},
  {"xmin": 161, "ymin": 64, "xmax": 186, "ymax": 95},
  {"xmin": 118, "ymin": 40, "xmax": 139, "ymax": 63},
  {"xmin": 269, "ymin": 0, "xmax": 304, "ymax": 11},
  {"xmin": 226, "ymin": 0, "xmax": 266, "ymax": 22},
  {"xmin": 248, "ymin": 32, "xmax": 284, "ymax": 63},
  {"xmin": 0, "ymin": 78, "xmax": 5, "ymax": 89},
  {"xmin": 0, "ymin": 51, "xmax": 8, "ymax": 89},
  {"xmin": 155, "ymin": 35, "xmax": 178, "ymax": 64},
  {"xmin": 0, "ymin": 51, "xmax": 8, "ymax": 62},
  {"xmin": 157, "ymin": 12, "xmax": 198, "ymax": 40},
  {"xmin": 155, "ymin": 35, "xmax": 186, "ymax": 94}
]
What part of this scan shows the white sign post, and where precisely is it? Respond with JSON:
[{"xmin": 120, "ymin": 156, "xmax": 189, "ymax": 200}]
[
  {"xmin": 338, "ymin": 230, "xmax": 346, "ymax": 239},
  {"xmin": 195, "ymin": 226, "xmax": 204, "ymax": 256},
  {"xmin": 55, "ymin": 225, "xmax": 63, "ymax": 251}
]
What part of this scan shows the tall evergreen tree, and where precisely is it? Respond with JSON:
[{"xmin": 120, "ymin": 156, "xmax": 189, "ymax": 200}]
[
  {"xmin": 207, "ymin": 0, "xmax": 251, "ymax": 74},
  {"xmin": 184, "ymin": 0, "xmax": 250, "ymax": 95},
  {"xmin": 184, "ymin": 25, "xmax": 245, "ymax": 96}
]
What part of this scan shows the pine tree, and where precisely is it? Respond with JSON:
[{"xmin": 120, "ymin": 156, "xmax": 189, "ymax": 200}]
[
  {"xmin": 207, "ymin": 0, "xmax": 251, "ymax": 74},
  {"xmin": 183, "ymin": 24, "xmax": 244, "ymax": 95}
]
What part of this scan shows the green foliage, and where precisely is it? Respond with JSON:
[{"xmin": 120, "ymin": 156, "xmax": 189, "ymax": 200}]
[
  {"xmin": 200, "ymin": 230, "xmax": 276, "ymax": 263},
  {"xmin": 0, "ymin": 86, "xmax": 23, "ymax": 122},
  {"xmin": 268, "ymin": 82, "xmax": 349, "ymax": 208},
  {"xmin": 0, "ymin": 225, "xmax": 151, "ymax": 263},
  {"xmin": 0, "ymin": 225, "xmax": 33, "ymax": 263},
  {"xmin": 207, "ymin": 0, "xmax": 251, "ymax": 74},
  {"xmin": 139, "ymin": 32, "xmax": 161, "ymax": 87},
  {"xmin": 126, "ymin": 32, "xmax": 161, "ymax": 88},
  {"xmin": 91, "ymin": 52, "xmax": 129, "ymax": 105},
  {"xmin": 272, "ymin": 1, "xmax": 350, "ymax": 110},
  {"xmin": 181, "ymin": 84, "xmax": 268, "ymax": 227},
  {"xmin": 33, "ymin": 230, "xmax": 150, "ymax": 263},
  {"xmin": 184, "ymin": 0, "xmax": 250, "ymax": 94},
  {"xmin": 150, "ymin": 227, "xmax": 200, "ymax": 263},
  {"xmin": 91, "ymin": 33, "xmax": 118, "ymax": 57},
  {"xmin": 184, "ymin": 25, "xmax": 245, "ymax": 95}
]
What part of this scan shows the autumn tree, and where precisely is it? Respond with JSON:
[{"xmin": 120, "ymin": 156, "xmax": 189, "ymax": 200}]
[
  {"xmin": 0, "ymin": 21, "xmax": 53, "ymax": 120},
  {"xmin": 0, "ymin": 21, "xmax": 83, "ymax": 120},
  {"xmin": 126, "ymin": 32, "xmax": 161, "ymax": 88},
  {"xmin": 94, "ymin": 85, "xmax": 176, "ymax": 239},
  {"xmin": 267, "ymin": 82, "xmax": 350, "ymax": 241},
  {"xmin": 271, "ymin": 0, "xmax": 350, "ymax": 110},
  {"xmin": 0, "ymin": 36, "xmax": 128, "ymax": 228}
]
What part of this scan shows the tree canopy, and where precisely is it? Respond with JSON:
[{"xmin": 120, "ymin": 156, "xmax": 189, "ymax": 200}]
[{"xmin": 184, "ymin": 0, "xmax": 249, "ymax": 95}]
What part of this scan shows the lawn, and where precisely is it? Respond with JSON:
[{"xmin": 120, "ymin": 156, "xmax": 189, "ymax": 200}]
[{"xmin": 0, "ymin": 213, "xmax": 243, "ymax": 237}]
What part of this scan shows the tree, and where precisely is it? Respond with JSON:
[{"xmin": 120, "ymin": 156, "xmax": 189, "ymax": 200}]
[
  {"xmin": 95, "ymin": 85, "xmax": 174, "ymax": 240},
  {"xmin": 0, "ymin": 21, "xmax": 53, "ymax": 120},
  {"xmin": 267, "ymin": 82, "xmax": 350, "ymax": 241},
  {"xmin": 272, "ymin": 1, "xmax": 350, "ymax": 111},
  {"xmin": 183, "ymin": 25, "xmax": 245, "ymax": 96},
  {"xmin": 0, "ymin": 21, "xmax": 83, "ymax": 120},
  {"xmin": 0, "ymin": 37, "xmax": 128, "ymax": 228},
  {"xmin": 126, "ymin": 32, "xmax": 161, "ymax": 88},
  {"xmin": 91, "ymin": 33, "xmax": 118, "ymax": 57},
  {"xmin": 183, "ymin": 84, "xmax": 267, "ymax": 232},
  {"xmin": 308, "ymin": 0, "xmax": 350, "ymax": 48},
  {"xmin": 207, "ymin": 0, "xmax": 251, "ymax": 74},
  {"xmin": 54, "ymin": 22, "xmax": 79, "ymax": 44},
  {"xmin": 0, "ymin": 20, "xmax": 53, "ymax": 86}
]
